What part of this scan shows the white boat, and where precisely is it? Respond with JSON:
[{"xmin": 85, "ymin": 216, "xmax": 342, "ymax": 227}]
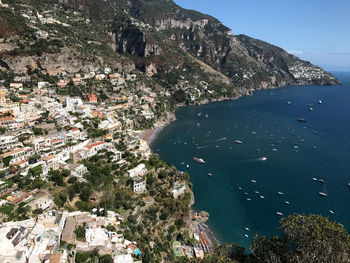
[
  {"xmin": 186, "ymin": 164, "xmax": 189, "ymax": 168},
  {"xmin": 205, "ymin": 113, "xmax": 208, "ymax": 118},
  {"xmin": 197, "ymin": 112, "xmax": 202, "ymax": 116},
  {"xmin": 193, "ymin": 157, "xmax": 205, "ymax": 164},
  {"xmin": 245, "ymin": 227, "xmax": 250, "ymax": 231},
  {"xmin": 246, "ymin": 198, "xmax": 251, "ymax": 201},
  {"xmin": 329, "ymin": 210, "xmax": 334, "ymax": 214},
  {"xmin": 251, "ymin": 131, "xmax": 257, "ymax": 135},
  {"xmin": 312, "ymin": 178, "xmax": 317, "ymax": 181},
  {"xmin": 319, "ymin": 179, "xmax": 325, "ymax": 183},
  {"xmin": 259, "ymin": 195, "xmax": 265, "ymax": 199},
  {"xmin": 254, "ymin": 191, "xmax": 260, "ymax": 194},
  {"xmin": 234, "ymin": 140, "xmax": 243, "ymax": 144},
  {"xmin": 238, "ymin": 187, "xmax": 242, "ymax": 190},
  {"xmin": 348, "ymin": 183, "xmax": 350, "ymax": 187},
  {"xmin": 276, "ymin": 212, "xmax": 283, "ymax": 216},
  {"xmin": 251, "ymin": 179, "xmax": 256, "ymax": 183},
  {"xmin": 319, "ymin": 192, "xmax": 328, "ymax": 197},
  {"xmin": 287, "ymin": 101, "xmax": 291, "ymax": 105},
  {"xmin": 284, "ymin": 201, "xmax": 290, "ymax": 205},
  {"xmin": 308, "ymin": 107, "xmax": 314, "ymax": 111},
  {"xmin": 244, "ymin": 234, "xmax": 249, "ymax": 238},
  {"xmin": 318, "ymin": 100, "xmax": 322, "ymax": 104},
  {"xmin": 277, "ymin": 192, "xmax": 284, "ymax": 195},
  {"xmin": 259, "ymin": 157, "xmax": 267, "ymax": 161}
]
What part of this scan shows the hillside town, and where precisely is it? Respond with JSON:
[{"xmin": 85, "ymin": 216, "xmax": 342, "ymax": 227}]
[{"xmin": 0, "ymin": 68, "xmax": 215, "ymax": 262}]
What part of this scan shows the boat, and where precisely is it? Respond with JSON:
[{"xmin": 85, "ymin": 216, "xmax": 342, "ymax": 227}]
[
  {"xmin": 246, "ymin": 198, "xmax": 251, "ymax": 201},
  {"xmin": 234, "ymin": 140, "xmax": 243, "ymax": 144},
  {"xmin": 251, "ymin": 131, "xmax": 257, "ymax": 135},
  {"xmin": 318, "ymin": 100, "xmax": 322, "ymax": 104},
  {"xmin": 276, "ymin": 212, "xmax": 283, "ymax": 216},
  {"xmin": 319, "ymin": 192, "xmax": 328, "ymax": 197},
  {"xmin": 251, "ymin": 179, "xmax": 256, "ymax": 183},
  {"xmin": 244, "ymin": 234, "xmax": 249, "ymax": 238},
  {"xmin": 284, "ymin": 201, "xmax": 290, "ymax": 205},
  {"xmin": 245, "ymin": 227, "xmax": 250, "ymax": 231},
  {"xmin": 329, "ymin": 210, "xmax": 334, "ymax": 214},
  {"xmin": 186, "ymin": 164, "xmax": 189, "ymax": 168},
  {"xmin": 193, "ymin": 157, "xmax": 205, "ymax": 164},
  {"xmin": 312, "ymin": 178, "xmax": 318, "ymax": 181},
  {"xmin": 197, "ymin": 112, "xmax": 202, "ymax": 116},
  {"xmin": 238, "ymin": 187, "xmax": 242, "ymax": 190},
  {"xmin": 348, "ymin": 183, "xmax": 350, "ymax": 187},
  {"xmin": 313, "ymin": 130, "xmax": 319, "ymax": 134},
  {"xmin": 254, "ymin": 191, "xmax": 259, "ymax": 194},
  {"xmin": 308, "ymin": 107, "xmax": 314, "ymax": 111},
  {"xmin": 287, "ymin": 101, "xmax": 291, "ymax": 105},
  {"xmin": 207, "ymin": 173, "xmax": 212, "ymax": 177},
  {"xmin": 277, "ymin": 192, "xmax": 284, "ymax": 195},
  {"xmin": 205, "ymin": 113, "xmax": 208, "ymax": 118},
  {"xmin": 297, "ymin": 118, "xmax": 307, "ymax": 122},
  {"xmin": 259, "ymin": 195, "xmax": 265, "ymax": 199},
  {"xmin": 319, "ymin": 179, "xmax": 325, "ymax": 183},
  {"xmin": 259, "ymin": 157, "xmax": 267, "ymax": 161}
]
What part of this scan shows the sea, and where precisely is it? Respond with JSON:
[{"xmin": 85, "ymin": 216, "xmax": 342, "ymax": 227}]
[{"xmin": 151, "ymin": 72, "xmax": 350, "ymax": 249}]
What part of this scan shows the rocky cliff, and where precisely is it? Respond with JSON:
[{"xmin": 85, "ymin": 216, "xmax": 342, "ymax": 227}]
[{"xmin": 0, "ymin": 0, "xmax": 340, "ymax": 98}]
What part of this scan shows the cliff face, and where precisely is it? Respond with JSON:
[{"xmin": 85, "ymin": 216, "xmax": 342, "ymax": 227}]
[{"xmin": 0, "ymin": 0, "xmax": 340, "ymax": 97}]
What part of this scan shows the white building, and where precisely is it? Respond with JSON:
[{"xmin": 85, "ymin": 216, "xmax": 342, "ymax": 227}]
[
  {"xmin": 128, "ymin": 163, "xmax": 147, "ymax": 178},
  {"xmin": 132, "ymin": 177, "xmax": 146, "ymax": 193},
  {"xmin": 0, "ymin": 135, "xmax": 18, "ymax": 151},
  {"xmin": 64, "ymin": 97, "xmax": 83, "ymax": 112}
]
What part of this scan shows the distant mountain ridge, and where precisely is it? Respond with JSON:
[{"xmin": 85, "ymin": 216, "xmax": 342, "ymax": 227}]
[{"xmin": 0, "ymin": 0, "xmax": 340, "ymax": 100}]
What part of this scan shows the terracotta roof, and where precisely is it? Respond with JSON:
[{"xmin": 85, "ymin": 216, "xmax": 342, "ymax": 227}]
[
  {"xmin": 85, "ymin": 141, "xmax": 105, "ymax": 150},
  {"xmin": 71, "ymin": 128, "xmax": 79, "ymax": 131},
  {"xmin": 42, "ymin": 155, "xmax": 56, "ymax": 161},
  {"xmin": 1, "ymin": 148, "xmax": 26, "ymax": 158},
  {"xmin": 49, "ymin": 252, "xmax": 62, "ymax": 263},
  {"xmin": 50, "ymin": 139, "xmax": 62, "ymax": 144}
]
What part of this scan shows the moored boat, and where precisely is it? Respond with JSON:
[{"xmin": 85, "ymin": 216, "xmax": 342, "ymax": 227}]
[
  {"xmin": 234, "ymin": 140, "xmax": 243, "ymax": 144},
  {"xmin": 193, "ymin": 157, "xmax": 205, "ymax": 164}
]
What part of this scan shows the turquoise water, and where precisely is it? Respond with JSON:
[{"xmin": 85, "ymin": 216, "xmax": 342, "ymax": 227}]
[{"xmin": 151, "ymin": 72, "xmax": 350, "ymax": 248}]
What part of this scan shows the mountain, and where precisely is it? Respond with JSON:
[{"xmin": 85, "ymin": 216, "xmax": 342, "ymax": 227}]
[{"xmin": 0, "ymin": 0, "xmax": 340, "ymax": 100}]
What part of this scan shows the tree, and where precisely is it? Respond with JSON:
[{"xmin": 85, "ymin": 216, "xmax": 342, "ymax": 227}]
[
  {"xmin": 99, "ymin": 254, "xmax": 113, "ymax": 263},
  {"xmin": 251, "ymin": 214, "xmax": 350, "ymax": 263},
  {"xmin": 172, "ymin": 89, "xmax": 186, "ymax": 103}
]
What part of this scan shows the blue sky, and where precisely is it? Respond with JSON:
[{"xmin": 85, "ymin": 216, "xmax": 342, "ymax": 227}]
[{"xmin": 174, "ymin": 0, "xmax": 350, "ymax": 71}]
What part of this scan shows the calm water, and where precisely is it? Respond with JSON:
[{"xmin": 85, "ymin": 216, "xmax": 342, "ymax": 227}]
[{"xmin": 151, "ymin": 72, "xmax": 350, "ymax": 248}]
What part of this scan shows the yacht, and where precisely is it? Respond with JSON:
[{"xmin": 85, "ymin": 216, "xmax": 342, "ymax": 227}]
[
  {"xmin": 319, "ymin": 192, "xmax": 328, "ymax": 197},
  {"xmin": 193, "ymin": 157, "xmax": 205, "ymax": 164}
]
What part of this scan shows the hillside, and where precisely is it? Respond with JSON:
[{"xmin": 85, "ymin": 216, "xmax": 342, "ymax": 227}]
[{"xmin": 0, "ymin": 0, "xmax": 340, "ymax": 104}]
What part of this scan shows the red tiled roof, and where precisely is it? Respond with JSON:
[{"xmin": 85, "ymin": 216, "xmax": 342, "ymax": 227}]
[{"xmin": 85, "ymin": 141, "xmax": 105, "ymax": 150}]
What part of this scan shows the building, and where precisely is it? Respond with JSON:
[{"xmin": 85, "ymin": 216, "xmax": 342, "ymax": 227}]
[
  {"xmin": 64, "ymin": 97, "xmax": 83, "ymax": 112},
  {"xmin": 1, "ymin": 147, "xmax": 31, "ymax": 166},
  {"xmin": 132, "ymin": 177, "xmax": 146, "ymax": 193},
  {"xmin": 28, "ymin": 195, "xmax": 53, "ymax": 211},
  {"xmin": 87, "ymin": 94, "xmax": 97, "ymax": 103},
  {"xmin": 68, "ymin": 163, "xmax": 88, "ymax": 179},
  {"xmin": 0, "ymin": 89, "xmax": 6, "ymax": 105},
  {"xmin": 84, "ymin": 141, "xmax": 108, "ymax": 158},
  {"xmin": 128, "ymin": 164, "xmax": 147, "ymax": 178},
  {"xmin": 171, "ymin": 182, "xmax": 187, "ymax": 199},
  {"xmin": 0, "ymin": 135, "xmax": 18, "ymax": 151}
]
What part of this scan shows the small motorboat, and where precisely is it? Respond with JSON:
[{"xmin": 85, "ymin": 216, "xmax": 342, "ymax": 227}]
[
  {"xmin": 246, "ymin": 198, "xmax": 251, "ymax": 201},
  {"xmin": 287, "ymin": 101, "xmax": 291, "ymax": 105},
  {"xmin": 318, "ymin": 100, "xmax": 322, "ymax": 104},
  {"xmin": 244, "ymin": 234, "xmax": 249, "ymax": 238},
  {"xmin": 276, "ymin": 212, "xmax": 283, "ymax": 216},
  {"xmin": 297, "ymin": 118, "xmax": 307, "ymax": 122},
  {"xmin": 284, "ymin": 201, "xmax": 290, "ymax": 205},
  {"xmin": 207, "ymin": 173, "xmax": 213, "ymax": 177},
  {"xmin": 251, "ymin": 179, "xmax": 257, "ymax": 183},
  {"xmin": 329, "ymin": 210, "xmax": 334, "ymax": 214},
  {"xmin": 277, "ymin": 192, "xmax": 284, "ymax": 195},
  {"xmin": 245, "ymin": 227, "xmax": 250, "ymax": 231},
  {"xmin": 259, "ymin": 157, "xmax": 267, "ymax": 161},
  {"xmin": 193, "ymin": 157, "xmax": 205, "ymax": 164},
  {"xmin": 319, "ymin": 179, "xmax": 325, "ymax": 183},
  {"xmin": 259, "ymin": 195, "xmax": 265, "ymax": 199},
  {"xmin": 312, "ymin": 178, "xmax": 318, "ymax": 181},
  {"xmin": 319, "ymin": 192, "xmax": 328, "ymax": 197},
  {"xmin": 234, "ymin": 140, "xmax": 243, "ymax": 144}
]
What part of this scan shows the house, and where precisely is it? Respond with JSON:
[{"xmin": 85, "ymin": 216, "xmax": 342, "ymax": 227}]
[
  {"xmin": 28, "ymin": 195, "xmax": 53, "ymax": 211},
  {"xmin": 0, "ymin": 89, "xmax": 6, "ymax": 105},
  {"xmin": 0, "ymin": 135, "xmax": 19, "ymax": 151},
  {"xmin": 42, "ymin": 155, "xmax": 59, "ymax": 170},
  {"xmin": 9, "ymin": 83, "xmax": 23, "ymax": 89},
  {"xmin": 64, "ymin": 97, "xmax": 83, "ymax": 112},
  {"xmin": 87, "ymin": 94, "xmax": 97, "ymax": 103},
  {"xmin": 84, "ymin": 141, "xmax": 109, "ymax": 158},
  {"xmin": 171, "ymin": 182, "xmax": 187, "ymax": 199},
  {"xmin": 135, "ymin": 140, "xmax": 151, "ymax": 159},
  {"xmin": 68, "ymin": 163, "xmax": 88, "ymax": 179},
  {"xmin": 128, "ymin": 164, "xmax": 147, "ymax": 178},
  {"xmin": 132, "ymin": 177, "xmax": 146, "ymax": 193},
  {"xmin": 1, "ymin": 147, "xmax": 31, "ymax": 166}
]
